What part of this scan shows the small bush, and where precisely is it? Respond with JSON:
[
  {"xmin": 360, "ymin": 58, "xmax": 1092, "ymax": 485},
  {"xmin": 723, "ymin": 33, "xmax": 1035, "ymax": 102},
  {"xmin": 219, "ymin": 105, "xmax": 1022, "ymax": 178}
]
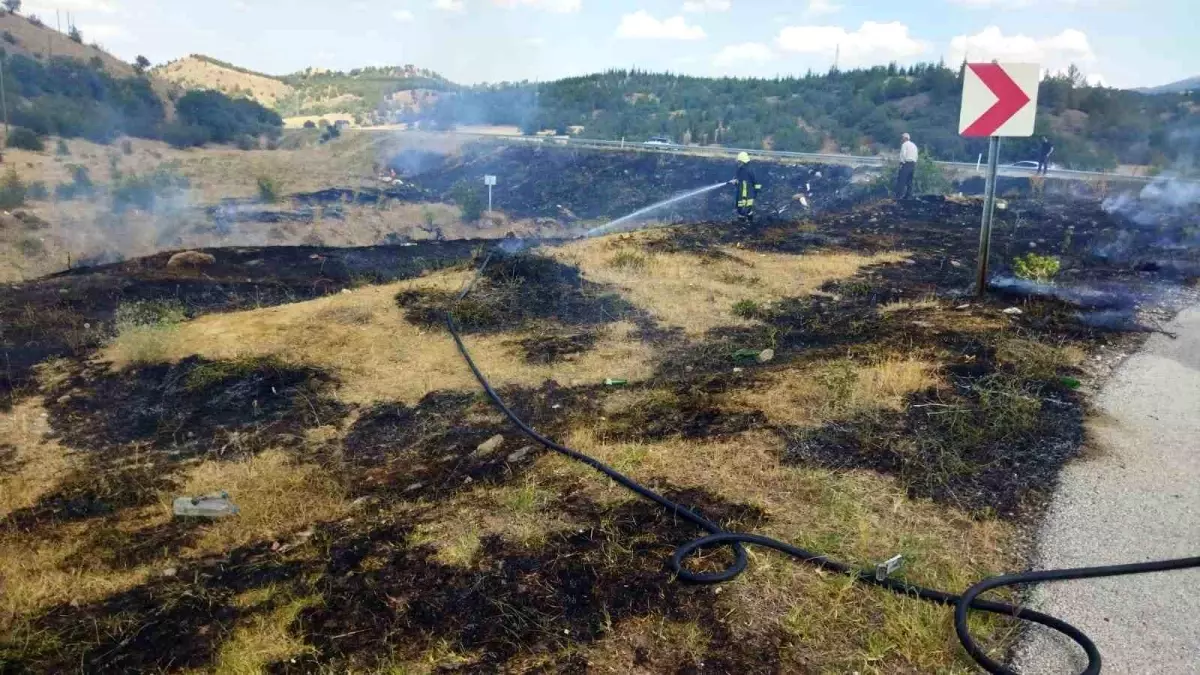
[
  {"xmin": 451, "ymin": 181, "xmax": 484, "ymax": 222},
  {"xmin": 732, "ymin": 299, "xmax": 761, "ymax": 319},
  {"xmin": 111, "ymin": 166, "xmax": 189, "ymax": 212},
  {"xmin": 6, "ymin": 128, "xmax": 45, "ymax": 151},
  {"xmin": 55, "ymin": 164, "xmax": 94, "ymax": 200},
  {"xmin": 121, "ymin": 139, "xmax": 134, "ymax": 155},
  {"xmin": 235, "ymin": 134, "xmax": 258, "ymax": 151},
  {"xmin": 55, "ymin": 138, "xmax": 70, "ymax": 156},
  {"xmin": 1012, "ymin": 253, "xmax": 1061, "ymax": 282},
  {"xmin": 161, "ymin": 122, "xmax": 210, "ymax": 149},
  {"xmin": 68, "ymin": 25, "xmax": 82, "ymax": 43},
  {"xmin": 257, "ymin": 175, "xmax": 281, "ymax": 203},
  {"xmin": 0, "ymin": 167, "xmax": 26, "ymax": 209},
  {"xmin": 17, "ymin": 237, "xmax": 44, "ymax": 257},
  {"xmin": 2, "ymin": 31, "xmax": 16, "ymax": 45},
  {"xmin": 608, "ymin": 250, "xmax": 648, "ymax": 270},
  {"xmin": 25, "ymin": 180, "xmax": 48, "ymax": 200},
  {"xmin": 110, "ymin": 300, "xmax": 187, "ymax": 364},
  {"xmin": 27, "ymin": 14, "xmax": 42, "ymax": 27},
  {"xmin": 303, "ymin": 120, "xmax": 316, "ymax": 129}
]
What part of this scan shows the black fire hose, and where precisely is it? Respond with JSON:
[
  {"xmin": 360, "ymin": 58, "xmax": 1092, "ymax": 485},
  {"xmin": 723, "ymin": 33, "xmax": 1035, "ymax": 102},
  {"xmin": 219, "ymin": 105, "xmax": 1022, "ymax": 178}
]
[{"xmin": 447, "ymin": 253, "xmax": 1200, "ymax": 675}]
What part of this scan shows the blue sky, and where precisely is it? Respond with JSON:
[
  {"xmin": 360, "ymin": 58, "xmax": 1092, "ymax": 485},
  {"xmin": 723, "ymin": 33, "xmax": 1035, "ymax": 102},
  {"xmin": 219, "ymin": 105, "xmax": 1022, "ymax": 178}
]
[{"xmin": 26, "ymin": 0, "xmax": 1198, "ymax": 88}]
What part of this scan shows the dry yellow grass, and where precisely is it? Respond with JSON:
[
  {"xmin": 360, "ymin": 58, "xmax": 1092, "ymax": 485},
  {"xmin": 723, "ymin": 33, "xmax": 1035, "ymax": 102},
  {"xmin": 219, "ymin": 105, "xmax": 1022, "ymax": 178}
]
[
  {"xmin": 177, "ymin": 450, "xmax": 349, "ymax": 557},
  {"xmin": 535, "ymin": 429, "xmax": 1017, "ymax": 673},
  {"xmin": 155, "ymin": 56, "xmax": 294, "ymax": 108},
  {"xmin": 0, "ymin": 529, "xmax": 154, "ymax": 634},
  {"xmin": 878, "ymin": 296, "xmax": 942, "ymax": 314},
  {"xmin": 0, "ymin": 400, "xmax": 71, "ymax": 518},
  {"xmin": 407, "ymin": 475, "xmax": 574, "ymax": 568},
  {"xmin": 216, "ymin": 589, "xmax": 322, "ymax": 675},
  {"xmin": 995, "ymin": 337, "xmax": 1086, "ymax": 381},
  {"xmin": 729, "ymin": 357, "xmax": 937, "ymax": 427},
  {"xmin": 551, "ymin": 235, "xmax": 910, "ymax": 334},
  {"xmin": 102, "ymin": 270, "xmax": 656, "ymax": 404},
  {"xmin": 580, "ymin": 617, "xmax": 711, "ymax": 673}
]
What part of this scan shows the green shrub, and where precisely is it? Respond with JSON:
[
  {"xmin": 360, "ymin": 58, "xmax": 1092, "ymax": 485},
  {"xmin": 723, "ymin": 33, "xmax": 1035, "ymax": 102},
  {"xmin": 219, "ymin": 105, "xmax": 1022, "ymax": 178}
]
[
  {"xmin": 732, "ymin": 299, "xmax": 761, "ymax": 319},
  {"xmin": 2, "ymin": 31, "xmax": 15, "ymax": 45},
  {"xmin": 17, "ymin": 237, "xmax": 44, "ymax": 257},
  {"xmin": 1012, "ymin": 253, "xmax": 1061, "ymax": 282},
  {"xmin": 6, "ymin": 127, "xmax": 45, "ymax": 151},
  {"xmin": 68, "ymin": 26, "xmax": 82, "ymax": 43},
  {"xmin": 914, "ymin": 154, "xmax": 951, "ymax": 195},
  {"xmin": 303, "ymin": 120, "xmax": 316, "ymax": 129},
  {"xmin": 111, "ymin": 166, "xmax": 189, "ymax": 212},
  {"xmin": 236, "ymin": 134, "xmax": 258, "ymax": 151},
  {"xmin": 161, "ymin": 122, "xmax": 210, "ymax": 149},
  {"xmin": 26, "ymin": 180, "xmax": 48, "ymax": 200},
  {"xmin": 55, "ymin": 138, "xmax": 69, "ymax": 156},
  {"xmin": 0, "ymin": 167, "xmax": 26, "ymax": 209},
  {"xmin": 451, "ymin": 182, "xmax": 484, "ymax": 222},
  {"xmin": 121, "ymin": 139, "xmax": 134, "ymax": 155},
  {"xmin": 111, "ymin": 300, "xmax": 187, "ymax": 364},
  {"xmin": 257, "ymin": 175, "xmax": 281, "ymax": 203}
]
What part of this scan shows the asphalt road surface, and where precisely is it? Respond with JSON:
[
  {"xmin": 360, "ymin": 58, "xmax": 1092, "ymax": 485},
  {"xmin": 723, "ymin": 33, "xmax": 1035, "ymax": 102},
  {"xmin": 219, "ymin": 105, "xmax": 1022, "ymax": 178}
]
[{"xmin": 1013, "ymin": 305, "xmax": 1200, "ymax": 674}]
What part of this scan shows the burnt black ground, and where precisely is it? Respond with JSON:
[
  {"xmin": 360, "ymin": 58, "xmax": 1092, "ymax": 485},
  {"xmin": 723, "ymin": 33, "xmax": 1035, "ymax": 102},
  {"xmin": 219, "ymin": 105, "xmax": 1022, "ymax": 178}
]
[
  {"xmin": 3, "ymin": 169, "xmax": 1198, "ymax": 672},
  {"xmin": 0, "ymin": 241, "xmax": 483, "ymax": 408}
]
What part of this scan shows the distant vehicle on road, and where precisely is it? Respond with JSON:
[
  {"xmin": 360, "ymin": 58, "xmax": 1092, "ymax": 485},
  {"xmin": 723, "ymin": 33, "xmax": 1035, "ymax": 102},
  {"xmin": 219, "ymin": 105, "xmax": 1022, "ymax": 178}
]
[
  {"xmin": 1008, "ymin": 160, "xmax": 1059, "ymax": 171},
  {"xmin": 643, "ymin": 136, "xmax": 672, "ymax": 146}
]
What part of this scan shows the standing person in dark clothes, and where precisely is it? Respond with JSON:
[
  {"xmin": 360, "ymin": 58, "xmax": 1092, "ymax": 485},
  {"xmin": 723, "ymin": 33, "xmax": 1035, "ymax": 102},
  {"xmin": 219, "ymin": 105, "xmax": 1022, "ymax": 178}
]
[
  {"xmin": 896, "ymin": 132, "xmax": 918, "ymax": 200},
  {"xmin": 1038, "ymin": 135, "xmax": 1055, "ymax": 175},
  {"xmin": 730, "ymin": 151, "xmax": 761, "ymax": 222}
]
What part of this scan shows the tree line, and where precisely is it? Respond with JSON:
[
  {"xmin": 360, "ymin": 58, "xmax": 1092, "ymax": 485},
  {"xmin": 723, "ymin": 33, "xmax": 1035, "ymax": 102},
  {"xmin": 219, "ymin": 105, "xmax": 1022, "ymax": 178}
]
[
  {"xmin": 0, "ymin": 50, "xmax": 282, "ymax": 149},
  {"xmin": 420, "ymin": 63, "xmax": 1196, "ymax": 171}
]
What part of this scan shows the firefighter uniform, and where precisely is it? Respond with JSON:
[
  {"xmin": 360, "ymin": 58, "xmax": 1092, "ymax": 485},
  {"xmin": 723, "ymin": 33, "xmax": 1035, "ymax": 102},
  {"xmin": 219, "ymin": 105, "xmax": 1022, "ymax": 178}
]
[{"xmin": 734, "ymin": 152, "xmax": 761, "ymax": 220}]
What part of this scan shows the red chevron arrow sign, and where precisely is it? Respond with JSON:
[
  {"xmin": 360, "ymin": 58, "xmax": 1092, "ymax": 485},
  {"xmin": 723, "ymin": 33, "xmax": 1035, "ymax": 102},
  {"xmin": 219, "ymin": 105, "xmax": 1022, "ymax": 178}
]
[{"xmin": 959, "ymin": 62, "xmax": 1039, "ymax": 137}]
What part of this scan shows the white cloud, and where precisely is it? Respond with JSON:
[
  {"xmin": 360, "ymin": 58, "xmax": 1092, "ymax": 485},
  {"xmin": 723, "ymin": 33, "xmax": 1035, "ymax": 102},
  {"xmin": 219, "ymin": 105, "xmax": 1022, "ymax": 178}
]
[
  {"xmin": 1085, "ymin": 73, "xmax": 1106, "ymax": 87},
  {"xmin": 81, "ymin": 23, "xmax": 128, "ymax": 40},
  {"xmin": 713, "ymin": 42, "xmax": 773, "ymax": 67},
  {"xmin": 682, "ymin": 0, "xmax": 730, "ymax": 12},
  {"xmin": 804, "ymin": 0, "xmax": 841, "ymax": 16},
  {"xmin": 232, "ymin": 0, "xmax": 249, "ymax": 11},
  {"xmin": 392, "ymin": 9, "xmax": 415, "ymax": 21},
  {"xmin": 432, "ymin": 0, "xmax": 465, "ymax": 12},
  {"xmin": 525, "ymin": 37, "xmax": 546, "ymax": 47},
  {"xmin": 777, "ymin": 21, "xmax": 928, "ymax": 66},
  {"xmin": 616, "ymin": 11, "xmax": 706, "ymax": 40},
  {"xmin": 948, "ymin": 27, "xmax": 1095, "ymax": 74},
  {"xmin": 948, "ymin": 0, "xmax": 1106, "ymax": 6},
  {"xmin": 23, "ymin": 0, "xmax": 117, "ymax": 13},
  {"xmin": 492, "ymin": 0, "xmax": 581, "ymax": 11}
]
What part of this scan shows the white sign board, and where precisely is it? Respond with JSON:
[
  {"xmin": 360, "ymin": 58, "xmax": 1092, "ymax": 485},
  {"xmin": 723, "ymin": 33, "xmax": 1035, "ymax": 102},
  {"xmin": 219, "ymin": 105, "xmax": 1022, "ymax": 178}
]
[
  {"xmin": 484, "ymin": 175, "xmax": 497, "ymax": 186},
  {"xmin": 958, "ymin": 62, "xmax": 1040, "ymax": 138}
]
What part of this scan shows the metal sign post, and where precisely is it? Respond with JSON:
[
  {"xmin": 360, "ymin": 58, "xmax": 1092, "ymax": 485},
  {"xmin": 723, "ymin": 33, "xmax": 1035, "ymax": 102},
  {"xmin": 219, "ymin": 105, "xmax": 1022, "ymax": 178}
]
[
  {"xmin": 976, "ymin": 136, "xmax": 1001, "ymax": 296},
  {"xmin": 958, "ymin": 61, "xmax": 1039, "ymax": 296},
  {"xmin": 484, "ymin": 174, "xmax": 497, "ymax": 212}
]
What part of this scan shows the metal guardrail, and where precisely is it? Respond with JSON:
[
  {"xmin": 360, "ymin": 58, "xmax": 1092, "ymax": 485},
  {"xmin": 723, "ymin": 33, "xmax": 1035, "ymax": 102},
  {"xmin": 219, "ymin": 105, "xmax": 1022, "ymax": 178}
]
[{"xmin": 436, "ymin": 131, "xmax": 1167, "ymax": 184}]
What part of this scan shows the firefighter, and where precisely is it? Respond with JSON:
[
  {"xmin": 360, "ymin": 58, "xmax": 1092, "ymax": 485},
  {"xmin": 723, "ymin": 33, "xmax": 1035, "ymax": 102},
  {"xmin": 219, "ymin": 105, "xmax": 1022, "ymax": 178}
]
[{"xmin": 730, "ymin": 152, "xmax": 761, "ymax": 221}]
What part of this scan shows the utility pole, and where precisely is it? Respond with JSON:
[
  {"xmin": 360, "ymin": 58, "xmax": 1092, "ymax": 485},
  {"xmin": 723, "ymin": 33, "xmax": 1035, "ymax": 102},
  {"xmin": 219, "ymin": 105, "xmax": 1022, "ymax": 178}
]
[{"xmin": 0, "ymin": 52, "xmax": 8, "ymax": 139}]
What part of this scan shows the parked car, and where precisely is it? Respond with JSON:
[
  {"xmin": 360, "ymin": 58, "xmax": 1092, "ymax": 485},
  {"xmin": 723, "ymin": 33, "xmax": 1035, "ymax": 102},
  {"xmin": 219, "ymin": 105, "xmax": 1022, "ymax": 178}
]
[{"xmin": 643, "ymin": 136, "xmax": 672, "ymax": 146}]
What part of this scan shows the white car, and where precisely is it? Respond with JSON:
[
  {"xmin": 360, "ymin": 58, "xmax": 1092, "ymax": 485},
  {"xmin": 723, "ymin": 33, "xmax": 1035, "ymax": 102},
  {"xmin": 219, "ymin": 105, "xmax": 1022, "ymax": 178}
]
[
  {"xmin": 643, "ymin": 136, "xmax": 672, "ymax": 146},
  {"xmin": 1008, "ymin": 160, "xmax": 1059, "ymax": 171}
]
